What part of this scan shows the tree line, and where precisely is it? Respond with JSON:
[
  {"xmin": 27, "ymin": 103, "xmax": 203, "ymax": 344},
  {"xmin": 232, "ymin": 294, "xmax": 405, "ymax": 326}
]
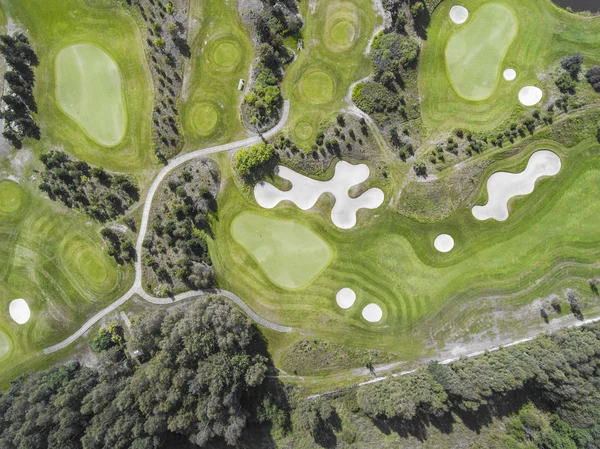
[{"xmin": 0, "ymin": 32, "xmax": 40, "ymax": 149}]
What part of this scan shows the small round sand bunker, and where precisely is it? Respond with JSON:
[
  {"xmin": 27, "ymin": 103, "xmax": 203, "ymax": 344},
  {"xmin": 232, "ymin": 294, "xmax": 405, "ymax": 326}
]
[
  {"xmin": 362, "ymin": 303, "xmax": 383, "ymax": 323},
  {"xmin": 336, "ymin": 288, "xmax": 356, "ymax": 309},
  {"xmin": 434, "ymin": 234, "xmax": 455, "ymax": 253},
  {"xmin": 519, "ymin": 86, "xmax": 543, "ymax": 106},
  {"xmin": 503, "ymin": 68, "xmax": 517, "ymax": 81},
  {"xmin": 9, "ymin": 299, "xmax": 31, "ymax": 325},
  {"xmin": 449, "ymin": 5, "xmax": 469, "ymax": 24}
]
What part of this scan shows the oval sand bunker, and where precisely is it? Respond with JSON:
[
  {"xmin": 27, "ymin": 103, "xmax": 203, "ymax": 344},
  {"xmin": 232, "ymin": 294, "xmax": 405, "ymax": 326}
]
[
  {"xmin": 434, "ymin": 234, "xmax": 455, "ymax": 253},
  {"xmin": 336, "ymin": 288, "xmax": 356, "ymax": 309},
  {"xmin": 519, "ymin": 86, "xmax": 543, "ymax": 106},
  {"xmin": 254, "ymin": 161, "xmax": 384, "ymax": 229},
  {"xmin": 9, "ymin": 299, "xmax": 31, "ymax": 325},
  {"xmin": 472, "ymin": 150, "xmax": 561, "ymax": 221},
  {"xmin": 449, "ymin": 5, "xmax": 469, "ymax": 24},
  {"xmin": 362, "ymin": 303, "xmax": 383, "ymax": 323},
  {"xmin": 503, "ymin": 68, "xmax": 517, "ymax": 81}
]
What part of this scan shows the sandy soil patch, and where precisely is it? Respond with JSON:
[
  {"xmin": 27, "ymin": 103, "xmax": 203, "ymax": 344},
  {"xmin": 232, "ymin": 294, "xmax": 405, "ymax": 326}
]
[
  {"xmin": 434, "ymin": 234, "xmax": 455, "ymax": 253},
  {"xmin": 9, "ymin": 299, "xmax": 31, "ymax": 324},
  {"xmin": 362, "ymin": 303, "xmax": 383, "ymax": 322},
  {"xmin": 503, "ymin": 68, "xmax": 516, "ymax": 81},
  {"xmin": 449, "ymin": 5, "xmax": 469, "ymax": 24},
  {"xmin": 336, "ymin": 288, "xmax": 356, "ymax": 309},
  {"xmin": 472, "ymin": 150, "xmax": 561, "ymax": 221},
  {"xmin": 519, "ymin": 86, "xmax": 543, "ymax": 106},
  {"xmin": 254, "ymin": 161, "xmax": 384, "ymax": 229}
]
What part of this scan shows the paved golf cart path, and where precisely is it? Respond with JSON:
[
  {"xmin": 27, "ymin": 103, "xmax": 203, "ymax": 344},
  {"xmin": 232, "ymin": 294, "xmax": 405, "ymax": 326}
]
[{"xmin": 43, "ymin": 101, "xmax": 292, "ymax": 355}]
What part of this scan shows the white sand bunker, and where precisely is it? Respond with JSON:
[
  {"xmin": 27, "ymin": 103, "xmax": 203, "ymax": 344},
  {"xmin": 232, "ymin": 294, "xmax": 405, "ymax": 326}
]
[
  {"xmin": 434, "ymin": 234, "xmax": 455, "ymax": 253},
  {"xmin": 519, "ymin": 86, "xmax": 543, "ymax": 106},
  {"xmin": 362, "ymin": 303, "xmax": 383, "ymax": 323},
  {"xmin": 254, "ymin": 161, "xmax": 384, "ymax": 229},
  {"xmin": 9, "ymin": 299, "xmax": 31, "ymax": 324},
  {"xmin": 336, "ymin": 288, "xmax": 356, "ymax": 309},
  {"xmin": 449, "ymin": 5, "xmax": 469, "ymax": 24},
  {"xmin": 472, "ymin": 150, "xmax": 561, "ymax": 221},
  {"xmin": 503, "ymin": 68, "xmax": 517, "ymax": 81}
]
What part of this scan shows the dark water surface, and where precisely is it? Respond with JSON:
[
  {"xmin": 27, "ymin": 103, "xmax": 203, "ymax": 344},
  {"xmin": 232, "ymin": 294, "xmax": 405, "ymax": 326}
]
[{"xmin": 552, "ymin": 0, "xmax": 600, "ymax": 13}]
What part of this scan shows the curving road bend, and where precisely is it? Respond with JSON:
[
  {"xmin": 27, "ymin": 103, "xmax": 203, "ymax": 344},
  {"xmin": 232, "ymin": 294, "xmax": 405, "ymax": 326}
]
[{"xmin": 43, "ymin": 102, "xmax": 292, "ymax": 355}]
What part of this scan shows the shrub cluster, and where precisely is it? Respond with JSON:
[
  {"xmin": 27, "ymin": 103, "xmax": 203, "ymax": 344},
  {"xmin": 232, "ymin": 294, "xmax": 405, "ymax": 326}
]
[
  {"xmin": 100, "ymin": 227, "xmax": 136, "ymax": 264},
  {"xmin": 352, "ymin": 81, "xmax": 401, "ymax": 115},
  {"xmin": 234, "ymin": 141, "xmax": 277, "ymax": 179},
  {"xmin": 38, "ymin": 150, "xmax": 139, "ymax": 222},
  {"xmin": 0, "ymin": 33, "xmax": 40, "ymax": 149}
]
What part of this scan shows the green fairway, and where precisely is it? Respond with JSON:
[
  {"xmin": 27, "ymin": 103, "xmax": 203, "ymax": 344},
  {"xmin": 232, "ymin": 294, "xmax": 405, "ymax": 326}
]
[
  {"xmin": 55, "ymin": 43, "xmax": 127, "ymax": 147},
  {"xmin": 445, "ymin": 4, "xmax": 517, "ymax": 101},
  {"xmin": 420, "ymin": 0, "xmax": 600, "ymax": 131},
  {"xmin": 283, "ymin": 0, "xmax": 380, "ymax": 147},
  {"xmin": 0, "ymin": 331, "xmax": 11, "ymax": 360},
  {"xmin": 181, "ymin": 0, "xmax": 253, "ymax": 146},
  {"xmin": 0, "ymin": 181, "xmax": 23, "ymax": 214},
  {"xmin": 231, "ymin": 212, "xmax": 332, "ymax": 289}
]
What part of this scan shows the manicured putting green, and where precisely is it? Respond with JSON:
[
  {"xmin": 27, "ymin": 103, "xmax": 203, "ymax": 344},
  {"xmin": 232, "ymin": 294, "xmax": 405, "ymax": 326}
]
[
  {"xmin": 330, "ymin": 21, "xmax": 355, "ymax": 47},
  {"xmin": 191, "ymin": 102, "xmax": 220, "ymax": 137},
  {"xmin": 77, "ymin": 248, "xmax": 108, "ymax": 284},
  {"xmin": 231, "ymin": 212, "xmax": 332, "ymax": 289},
  {"xmin": 0, "ymin": 180, "xmax": 22, "ymax": 213},
  {"xmin": 0, "ymin": 331, "xmax": 11, "ymax": 360},
  {"xmin": 445, "ymin": 4, "xmax": 518, "ymax": 101},
  {"xmin": 211, "ymin": 39, "xmax": 241, "ymax": 70},
  {"xmin": 295, "ymin": 121, "xmax": 314, "ymax": 140},
  {"xmin": 300, "ymin": 70, "xmax": 335, "ymax": 104},
  {"xmin": 55, "ymin": 43, "xmax": 127, "ymax": 146}
]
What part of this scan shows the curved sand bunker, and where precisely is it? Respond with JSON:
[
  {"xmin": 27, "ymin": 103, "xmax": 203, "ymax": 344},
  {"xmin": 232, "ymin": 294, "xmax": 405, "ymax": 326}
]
[
  {"xmin": 362, "ymin": 303, "xmax": 383, "ymax": 322},
  {"xmin": 434, "ymin": 234, "xmax": 455, "ymax": 253},
  {"xmin": 503, "ymin": 68, "xmax": 516, "ymax": 81},
  {"xmin": 336, "ymin": 288, "xmax": 356, "ymax": 309},
  {"xmin": 254, "ymin": 161, "xmax": 384, "ymax": 229},
  {"xmin": 449, "ymin": 5, "xmax": 469, "ymax": 24},
  {"xmin": 519, "ymin": 86, "xmax": 543, "ymax": 106},
  {"xmin": 9, "ymin": 299, "xmax": 31, "ymax": 325},
  {"xmin": 472, "ymin": 150, "xmax": 561, "ymax": 221}
]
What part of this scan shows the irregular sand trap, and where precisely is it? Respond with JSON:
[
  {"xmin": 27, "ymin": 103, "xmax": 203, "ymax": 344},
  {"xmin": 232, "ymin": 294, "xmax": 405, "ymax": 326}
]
[
  {"xmin": 472, "ymin": 150, "xmax": 561, "ymax": 221},
  {"xmin": 449, "ymin": 5, "xmax": 469, "ymax": 24},
  {"xmin": 336, "ymin": 288, "xmax": 356, "ymax": 309},
  {"xmin": 254, "ymin": 161, "xmax": 385, "ymax": 229},
  {"xmin": 362, "ymin": 303, "xmax": 383, "ymax": 323},
  {"xmin": 519, "ymin": 86, "xmax": 543, "ymax": 106},
  {"xmin": 9, "ymin": 299, "xmax": 31, "ymax": 325},
  {"xmin": 434, "ymin": 234, "xmax": 455, "ymax": 253},
  {"xmin": 503, "ymin": 68, "xmax": 517, "ymax": 81}
]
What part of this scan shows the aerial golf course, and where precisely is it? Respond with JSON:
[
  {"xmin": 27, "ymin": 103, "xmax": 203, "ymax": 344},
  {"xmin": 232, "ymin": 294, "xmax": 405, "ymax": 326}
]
[{"xmin": 1, "ymin": 0, "xmax": 600, "ymax": 392}]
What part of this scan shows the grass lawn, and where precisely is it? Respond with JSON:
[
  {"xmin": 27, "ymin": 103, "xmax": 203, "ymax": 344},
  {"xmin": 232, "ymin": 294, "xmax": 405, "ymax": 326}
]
[
  {"xmin": 445, "ymin": 4, "xmax": 517, "ymax": 101},
  {"xmin": 420, "ymin": 0, "xmax": 600, "ymax": 131},
  {"xmin": 180, "ymin": 0, "xmax": 253, "ymax": 147},
  {"xmin": 231, "ymin": 212, "xmax": 332, "ymax": 288},
  {"xmin": 282, "ymin": 0, "xmax": 381, "ymax": 148},
  {"xmin": 55, "ymin": 43, "xmax": 127, "ymax": 147},
  {"xmin": 210, "ymin": 136, "xmax": 600, "ymax": 360},
  {"xmin": 0, "ymin": 180, "xmax": 22, "ymax": 213},
  {"xmin": 2, "ymin": 0, "xmax": 155, "ymax": 172}
]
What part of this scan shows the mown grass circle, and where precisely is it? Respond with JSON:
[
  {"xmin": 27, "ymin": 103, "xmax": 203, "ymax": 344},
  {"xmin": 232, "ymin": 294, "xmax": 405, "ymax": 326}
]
[
  {"xmin": 330, "ymin": 21, "xmax": 356, "ymax": 48},
  {"xmin": 299, "ymin": 70, "xmax": 335, "ymax": 104},
  {"xmin": 0, "ymin": 181, "xmax": 23, "ymax": 214},
  {"xmin": 294, "ymin": 121, "xmax": 314, "ymax": 141},
  {"xmin": 210, "ymin": 38, "xmax": 242, "ymax": 71},
  {"xmin": 60, "ymin": 238, "xmax": 113, "ymax": 291},
  {"xmin": 0, "ymin": 331, "xmax": 12, "ymax": 360},
  {"xmin": 77, "ymin": 247, "xmax": 108, "ymax": 284},
  {"xmin": 189, "ymin": 102, "xmax": 220, "ymax": 137}
]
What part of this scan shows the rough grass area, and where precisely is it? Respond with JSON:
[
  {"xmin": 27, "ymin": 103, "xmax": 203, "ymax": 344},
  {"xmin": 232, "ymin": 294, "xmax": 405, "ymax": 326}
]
[
  {"xmin": 55, "ymin": 43, "xmax": 127, "ymax": 147},
  {"xmin": 180, "ymin": 0, "xmax": 253, "ymax": 147},
  {"xmin": 420, "ymin": 0, "xmax": 600, "ymax": 131}
]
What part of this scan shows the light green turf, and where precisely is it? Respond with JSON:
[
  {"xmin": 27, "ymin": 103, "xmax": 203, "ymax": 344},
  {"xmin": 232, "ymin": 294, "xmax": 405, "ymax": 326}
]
[
  {"xmin": 0, "ymin": 331, "xmax": 11, "ymax": 360},
  {"xmin": 55, "ymin": 43, "xmax": 127, "ymax": 147},
  {"xmin": 0, "ymin": 181, "xmax": 23, "ymax": 213},
  {"xmin": 445, "ymin": 4, "xmax": 517, "ymax": 101},
  {"xmin": 2, "ymin": 0, "xmax": 155, "ymax": 171},
  {"xmin": 231, "ymin": 212, "xmax": 332, "ymax": 288},
  {"xmin": 283, "ymin": 0, "xmax": 380, "ymax": 147},
  {"xmin": 181, "ymin": 0, "xmax": 253, "ymax": 146},
  {"xmin": 420, "ymin": 0, "xmax": 600, "ymax": 131}
]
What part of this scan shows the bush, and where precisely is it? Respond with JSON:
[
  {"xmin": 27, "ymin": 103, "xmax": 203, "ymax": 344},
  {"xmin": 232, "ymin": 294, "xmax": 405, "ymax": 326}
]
[
  {"xmin": 353, "ymin": 81, "xmax": 400, "ymax": 114},
  {"xmin": 234, "ymin": 141, "xmax": 276, "ymax": 177},
  {"xmin": 561, "ymin": 53, "xmax": 583, "ymax": 78},
  {"xmin": 556, "ymin": 72, "xmax": 576, "ymax": 94},
  {"xmin": 585, "ymin": 66, "xmax": 600, "ymax": 91}
]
